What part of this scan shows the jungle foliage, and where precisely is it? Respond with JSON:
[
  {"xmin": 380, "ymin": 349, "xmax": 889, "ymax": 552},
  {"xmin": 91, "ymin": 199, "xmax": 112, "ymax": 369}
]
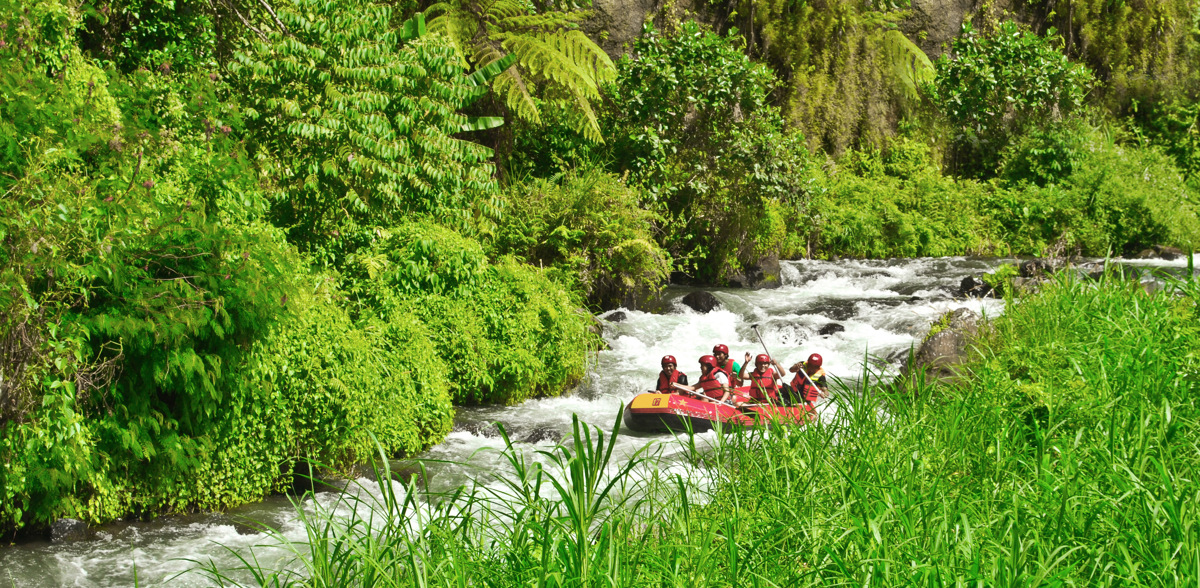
[
  {"xmin": 1, "ymin": 0, "xmax": 1198, "ymax": 545},
  {"xmin": 209, "ymin": 274, "xmax": 1200, "ymax": 587},
  {"xmin": 0, "ymin": 0, "xmax": 600, "ymax": 537}
]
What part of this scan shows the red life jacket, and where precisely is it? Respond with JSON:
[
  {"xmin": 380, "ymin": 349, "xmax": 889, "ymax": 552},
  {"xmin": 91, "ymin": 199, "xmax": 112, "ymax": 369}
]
[
  {"xmin": 720, "ymin": 358, "xmax": 736, "ymax": 379},
  {"xmin": 656, "ymin": 370, "xmax": 684, "ymax": 393},
  {"xmin": 697, "ymin": 369, "xmax": 727, "ymax": 399},
  {"xmin": 749, "ymin": 368, "xmax": 779, "ymax": 401},
  {"xmin": 791, "ymin": 368, "xmax": 826, "ymax": 403}
]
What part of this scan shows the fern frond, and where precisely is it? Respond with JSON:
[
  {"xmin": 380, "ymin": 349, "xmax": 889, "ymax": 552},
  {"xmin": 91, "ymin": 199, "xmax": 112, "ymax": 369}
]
[
  {"xmin": 881, "ymin": 29, "xmax": 934, "ymax": 103},
  {"xmin": 494, "ymin": 69, "xmax": 541, "ymax": 125}
]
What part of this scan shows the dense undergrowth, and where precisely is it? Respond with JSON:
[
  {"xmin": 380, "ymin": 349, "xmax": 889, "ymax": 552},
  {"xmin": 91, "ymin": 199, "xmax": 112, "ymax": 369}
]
[
  {"xmin": 202, "ymin": 270, "xmax": 1200, "ymax": 586},
  {"xmin": 1, "ymin": 0, "xmax": 1198, "ymax": 543}
]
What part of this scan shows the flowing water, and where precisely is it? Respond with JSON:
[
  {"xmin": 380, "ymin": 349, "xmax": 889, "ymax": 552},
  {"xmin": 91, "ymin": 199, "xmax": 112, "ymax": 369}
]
[{"xmin": 1, "ymin": 256, "xmax": 1193, "ymax": 587}]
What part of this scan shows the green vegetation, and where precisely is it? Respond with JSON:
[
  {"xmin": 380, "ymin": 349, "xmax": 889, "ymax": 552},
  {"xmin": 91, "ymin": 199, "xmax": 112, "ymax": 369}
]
[
  {"xmin": 202, "ymin": 271, "xmax": 1200, "ymax": 586},
  {"xmin": 2, "ymin": 0, "xmax": 1198, "ymax": 548},
  {"xmin": 0, "ymin": 0, "xmax": 601, "ymax": 536}
]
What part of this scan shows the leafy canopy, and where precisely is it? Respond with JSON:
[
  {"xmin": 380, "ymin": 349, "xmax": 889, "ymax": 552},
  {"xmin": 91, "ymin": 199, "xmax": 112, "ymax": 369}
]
[
  {"xmin": 426, "ymin": 0, "xmax": 615, "ymax": 142},
  {"xmin": 932, "ymin": 21, "xmax": 1094, "ymax": 176},
  {"xmin": 231, "ymin": 0, "xmax": 504, "ymax": 263}
]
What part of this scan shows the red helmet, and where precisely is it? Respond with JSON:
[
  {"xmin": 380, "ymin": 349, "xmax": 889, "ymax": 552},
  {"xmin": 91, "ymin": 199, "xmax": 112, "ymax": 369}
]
[
  {"xmin": 699, "ymin": 355, "xmax": 718, "ymax": 368},
  {"xmin": 713, "ymin": 344, "xmax": 729, "ymax": 355},
  {"xmin": 661, "ymin": 355, "xmax": 677, "ymax": 367},
  {"xmin": 806, "ymin": 353, "xmax": 823, "ymax": 368},
  {"xmin": 755, "ymin": 353, "xmax": 770, "ymax": 365}
]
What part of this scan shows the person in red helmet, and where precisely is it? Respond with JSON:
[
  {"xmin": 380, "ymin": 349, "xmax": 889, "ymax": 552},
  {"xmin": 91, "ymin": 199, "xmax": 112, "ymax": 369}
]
[
  {"xmin": 652, "ymin": 355, "xmax": 689, "ymax": 393},
  {"xmin": 677, "ymin": 355, "xmax": 733, "ymax": 404},
  {"xmin": 711, "ymin": 344, "xmax": 743, "ymax": 385},
  {"xmin": 740, "ymin": 352, "xmax": 782, "ymax": 403},
  {"xmin": 779, "ymin": 353, "xmax": 828, "ymax": 407}
]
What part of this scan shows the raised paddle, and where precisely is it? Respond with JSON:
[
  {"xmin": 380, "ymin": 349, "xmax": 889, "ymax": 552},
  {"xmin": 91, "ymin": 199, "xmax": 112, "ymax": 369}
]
[
  {"xmin": 671, "ymin": 382, "xmax": 737, "ymax": 407},
  {"xmin": 749, "ymin": 324, "xmax": 788, "ymax": 401}
]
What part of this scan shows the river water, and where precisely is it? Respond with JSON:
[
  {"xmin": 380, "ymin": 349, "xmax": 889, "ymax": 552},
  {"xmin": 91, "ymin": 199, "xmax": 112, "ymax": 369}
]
[{"xmin": 1, "ymin": 256, "xmax": 1191, "ymax": 587}]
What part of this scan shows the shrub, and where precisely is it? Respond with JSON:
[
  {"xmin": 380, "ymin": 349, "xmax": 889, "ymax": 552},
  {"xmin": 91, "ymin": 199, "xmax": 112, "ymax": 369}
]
[
  {"xmin": 492, "ymin": 168, "xmax": 671, "ymax": 308},
  {"xmin": 605, "ymin": 22, "xmax": 816, "ymax": 281},
  {"xmin": 933, "ymin": 21, "xmax": 1093, "ymax": 176},
  {"xmin": 247, "ymin": 288, "xmax": 453, "ymax": 467},
  {"xmin": 813, "ymin": 147, "xmax": 999, "ymax": 258},
  {"xmin": 344, "ymin": 222, "xmax": 602, "ymax": 405}
]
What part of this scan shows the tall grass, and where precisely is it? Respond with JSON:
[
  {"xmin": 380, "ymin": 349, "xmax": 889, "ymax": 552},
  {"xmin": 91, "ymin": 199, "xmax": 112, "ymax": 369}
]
[{"xmin": 201, "ymin": 271, "xmax": 1200, "ymax": 586}]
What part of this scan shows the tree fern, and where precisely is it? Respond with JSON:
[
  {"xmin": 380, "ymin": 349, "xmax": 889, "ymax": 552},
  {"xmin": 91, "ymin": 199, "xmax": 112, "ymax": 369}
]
[
  {"xmin": 232, "ymin": 1, "xmax": 514, "ymax": 259},
  {"xmin": 882, "ymin": 29, "xmax": 935, "ymax": 102},
  {"xmin": 426, "ymin": 0, "xmax": 615, "ymax": 142}
]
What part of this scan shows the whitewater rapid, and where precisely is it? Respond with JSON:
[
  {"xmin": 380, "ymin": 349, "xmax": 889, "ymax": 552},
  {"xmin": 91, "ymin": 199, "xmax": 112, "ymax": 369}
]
[{"xmin": 2, "ymin": 256, "xmax": 1189, "ymax": 587}]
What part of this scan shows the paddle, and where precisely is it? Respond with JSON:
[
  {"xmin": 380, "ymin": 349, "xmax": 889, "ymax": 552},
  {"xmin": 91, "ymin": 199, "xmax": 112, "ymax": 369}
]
[
  {"xmin": 749, "ymin": 324, "xmax": 788, "ymax": 404},
  {"xmin": 671, "ymin": 382, "xmax": 737, "ymax": 407}
]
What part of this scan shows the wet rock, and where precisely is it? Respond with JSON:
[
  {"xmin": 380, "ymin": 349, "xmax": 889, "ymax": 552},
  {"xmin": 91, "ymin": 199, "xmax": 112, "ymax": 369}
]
[
  {"xmin": 807, "ymin": 298, "xmax": 860, "ymax": 321},
  {"xmin": 726, "ymin": 254, "xmax": 783, "ymax": 290},
  {"xmin": 1137, "ymin": 245, "xmax": 1186, "ymax": 261},
  {"xmin": 605, "ymin": 311, "xmax": 627, "ymax": 323},
  {"xmin": 1156, "ymin": 245, "xmax": 1185, "ymax": 261},
  {"xmin": 680, "ymin": 291, "xmax": 721, "ymax": 313},
  {"xmin": 51, "ymin": 519, "xmax": 90, "ymax": 544},
  {"xmin": 818, "ymin": 323, "xmax": 845, "ymax": 336},
  {"xmin": 456, "ymin": 421, "xmax": 501, "ymax": 438},
  {"xmin": 233, "ymin": 521, "xmax": 262, "ymax": 536},
  {"xmin": 958, "ymin": 275, "xmax": 993, "ymax": 298},
  {"xmin": 898, "ymin": 308, "xmax": 982, "ymax": 394},
  {"xmin": 520, "ymin": 427, "xmax": 563, "ymax": 444},
  {"xmin": 1019, "ymin": 259, "xmax": 1056, "ymax": 278},
  {"xmin": 1076, "ymin": 262, "xmax": 1106, "ymax": 281}
]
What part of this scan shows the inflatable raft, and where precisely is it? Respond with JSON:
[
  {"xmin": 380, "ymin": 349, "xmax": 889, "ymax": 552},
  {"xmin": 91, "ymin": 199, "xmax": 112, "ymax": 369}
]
[{"xmin": 622, "ymin": 390, "xmax": 815, "ymax": 433}]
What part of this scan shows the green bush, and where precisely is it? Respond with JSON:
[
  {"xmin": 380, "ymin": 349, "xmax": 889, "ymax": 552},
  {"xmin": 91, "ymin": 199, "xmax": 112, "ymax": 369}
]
[
  {"xmin": 933, "ymin": 21, "xmax": 1093, "ymax": 177},
  {"xmin": 411, "ymin": 259, "xmax": 600, "ymax": 405},
  {"xmin": 492, "ymin": 168, "xmax": 671, "ymax": 308},
  {"xmin": 994, "ymin": 125, "xmax": 1200, "ymax": 255},
  {"xmin": 813, "ymin": 146, "xmax": 1000, "ymax": 258},
  {"xmin": 344, "ymin": 222, "xmax": 602, "ymax": 405},
  {"xmin": 247, "ymin": 288, "xmax": 453, "ymax": 466},
  {"xmin": 605, "ymin": 22, "xmax": 816, "ymax": 281}
]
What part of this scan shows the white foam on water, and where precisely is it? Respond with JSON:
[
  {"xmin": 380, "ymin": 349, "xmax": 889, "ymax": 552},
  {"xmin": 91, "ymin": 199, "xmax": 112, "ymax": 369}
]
[{"xmin": 0, "ymin": 256, "xmax": 1025, "ymax": 587}]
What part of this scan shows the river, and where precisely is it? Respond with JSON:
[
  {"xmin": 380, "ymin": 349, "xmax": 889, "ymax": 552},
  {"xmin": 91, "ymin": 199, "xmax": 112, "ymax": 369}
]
[{"xmin": 1, "ymin": 256, "xmax": 1190, "ymax": 587}]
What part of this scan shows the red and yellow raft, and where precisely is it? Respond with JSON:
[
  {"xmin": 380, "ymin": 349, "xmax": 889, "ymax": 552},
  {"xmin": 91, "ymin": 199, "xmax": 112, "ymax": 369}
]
[{"xmin": 622, "ymin": 390, "xmax": 815, "ymax": 433}]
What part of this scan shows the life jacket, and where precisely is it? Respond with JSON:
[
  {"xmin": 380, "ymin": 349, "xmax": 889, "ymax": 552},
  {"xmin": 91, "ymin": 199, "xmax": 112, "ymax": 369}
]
[
  {"xmin": 656, "ymin": 370, "xmax": 684, "ymax": 393},
  {"xmin": 719, "ymin": 358, "xmax": 736, "ymax": 380},
  {"xmin": 791, "ymin": 368, "xmax": 826, "ymax": 403},
  {"xmin": 749, "ymin": 368, "xmax": 780, "ymax": 402},
  {"xmin": 697, "ymin": 369, "xmax": 727, "ymax": 399}
]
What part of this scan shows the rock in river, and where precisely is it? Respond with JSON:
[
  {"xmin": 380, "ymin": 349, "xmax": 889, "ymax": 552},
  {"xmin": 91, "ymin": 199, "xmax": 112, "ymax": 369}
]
[
  {"xmin": 818, "ymin": 323, "xmax": 845, "ymax": 336},
  {"xmin": 680, "ymin": 291, "xmax": 721, "ymax": 313},
  {"xmin": 897, "ymin": 308, "xmax": 982, "ymax": 394},
  {"xmin": 51, "ymin": 518, "xmax": 90, "ymax": 544}
]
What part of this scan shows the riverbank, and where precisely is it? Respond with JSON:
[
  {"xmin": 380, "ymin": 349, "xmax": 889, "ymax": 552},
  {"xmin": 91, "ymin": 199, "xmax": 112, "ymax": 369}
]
[{"xmin": 199, "ymin": 264, "xmax": 1198, "ymax": 585}]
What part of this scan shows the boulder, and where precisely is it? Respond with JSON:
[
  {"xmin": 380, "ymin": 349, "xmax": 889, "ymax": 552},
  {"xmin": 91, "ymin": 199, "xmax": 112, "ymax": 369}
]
[
  {"xmin": 818, "ymin": 323, "xmax": 845, "ymax": 336},
  {"xmin": 1076, "ymin": 262, "xmax": 1106, "ymax": 281},
  {"xmin": 898, "ymin": 308, "xmax": 982, "ymax": 393},
  {"xmin": 958, "ymin": 275, "xmax": 993, "ymax": 298},
  {"xmin": 1155, "ymin": 245, "xmax": 1185, "ymax": 261},
  {"xmin": 726, "ymin": 253, "xmax": 783, "ymax": 290},
  {"xmin": 1019, "ymin": 258, "xmax": 1056, "ymax": 278},
  {"xmin": 605, "ymin": 311, "xmax": 628, "ymax": 323},
  {"xmin": 51, "ymin": 518, "xmax": 90, "ymax": 544},
  {"xmin": 680, "ymin": 291, "xmax": 722, "ymax": 313}
]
